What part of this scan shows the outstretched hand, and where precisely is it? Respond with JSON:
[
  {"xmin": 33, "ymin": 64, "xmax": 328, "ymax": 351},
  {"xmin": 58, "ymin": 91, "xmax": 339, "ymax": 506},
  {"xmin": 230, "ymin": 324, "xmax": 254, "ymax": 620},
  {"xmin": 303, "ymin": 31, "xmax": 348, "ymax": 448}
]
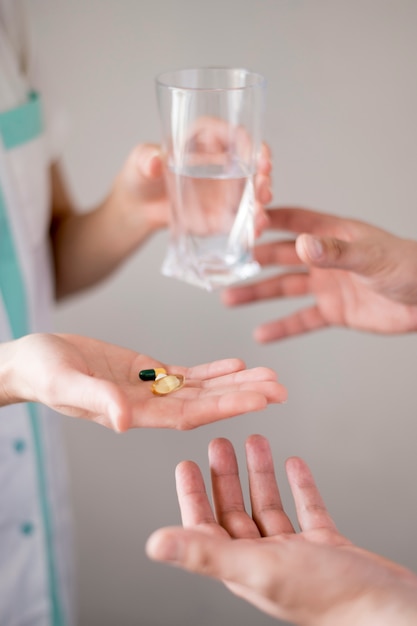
[
  {"xmin": 147, "ymin": 435, "xmax": 417, "ymax": 625},
  {"xmin": 221, "ymin": 207, "xmax": 417, "ymax": 342},
  {"xmin": 1, "ymin": 334, "xmax": 286, "ymax": 432}
]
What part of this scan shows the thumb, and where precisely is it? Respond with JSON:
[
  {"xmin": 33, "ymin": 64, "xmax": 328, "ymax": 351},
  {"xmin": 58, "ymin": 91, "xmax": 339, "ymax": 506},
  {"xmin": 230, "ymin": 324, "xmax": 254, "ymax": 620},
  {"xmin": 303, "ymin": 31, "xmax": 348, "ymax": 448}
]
[
  {"xmin": 134, "ymin": 143, "xmax": 163, "ymax": 180},
  {"xmin": 146, "ymin": 528, "xmax": 275, "ymax": 586},
  {"xmin": 146, "ymin": 529, "xmax": 238, "ymax": 576},
  {"xmin": 48, "ymin": 370, "xmax": 132, "ymax": 433},
  {"xmin": 296, "ymin": 233, "xmax": 376, "ymax": 276}
]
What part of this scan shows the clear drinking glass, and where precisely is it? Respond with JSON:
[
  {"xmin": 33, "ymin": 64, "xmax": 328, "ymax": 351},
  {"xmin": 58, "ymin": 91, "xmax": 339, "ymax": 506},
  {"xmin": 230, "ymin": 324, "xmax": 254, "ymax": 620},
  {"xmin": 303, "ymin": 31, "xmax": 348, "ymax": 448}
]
[{"xmin": 156, "ymin": 67, "xmax": 266, "ymax": 291}]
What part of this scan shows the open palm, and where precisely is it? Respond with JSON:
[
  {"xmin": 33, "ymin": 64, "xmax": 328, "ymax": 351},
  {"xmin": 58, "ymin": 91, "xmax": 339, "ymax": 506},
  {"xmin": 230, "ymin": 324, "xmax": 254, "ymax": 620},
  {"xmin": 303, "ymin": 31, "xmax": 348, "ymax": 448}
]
[
  {"xmin": 147, "ymin": 435, "xmax": 417, "ymax": 625},
  {"xmin": 5, "ymin": 334, "xmax": 286, "ymax": 432}
]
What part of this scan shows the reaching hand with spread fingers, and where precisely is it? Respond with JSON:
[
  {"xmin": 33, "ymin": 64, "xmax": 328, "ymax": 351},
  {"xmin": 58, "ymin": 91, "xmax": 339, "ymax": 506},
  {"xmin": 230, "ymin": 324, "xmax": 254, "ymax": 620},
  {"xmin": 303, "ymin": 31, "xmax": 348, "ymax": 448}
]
[{"xmin": 221, "ymin": 207, "xmax": 417, "ymax": 342}]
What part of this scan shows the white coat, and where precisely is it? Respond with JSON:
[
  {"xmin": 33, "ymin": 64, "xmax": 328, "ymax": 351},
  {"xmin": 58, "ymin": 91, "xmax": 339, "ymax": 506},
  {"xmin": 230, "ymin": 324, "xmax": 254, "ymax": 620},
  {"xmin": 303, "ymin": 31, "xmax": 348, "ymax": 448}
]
[{"xmin": 0, "ymin": 3, "xmax": 74, "ymax": 624}]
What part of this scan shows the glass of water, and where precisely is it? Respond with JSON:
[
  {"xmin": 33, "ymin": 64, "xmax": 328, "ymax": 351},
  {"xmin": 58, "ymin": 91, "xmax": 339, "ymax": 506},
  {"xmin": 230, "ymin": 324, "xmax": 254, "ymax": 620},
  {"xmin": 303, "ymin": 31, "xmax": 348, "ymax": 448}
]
[{"xmin": 156, "ymin": 67, "xmax": 266, "ymax": 291}]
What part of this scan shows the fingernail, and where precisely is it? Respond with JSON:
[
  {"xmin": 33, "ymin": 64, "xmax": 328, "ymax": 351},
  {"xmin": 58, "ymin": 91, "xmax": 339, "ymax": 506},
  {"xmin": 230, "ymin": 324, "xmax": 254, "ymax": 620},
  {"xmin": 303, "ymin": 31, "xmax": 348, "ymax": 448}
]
[
  {"xmin": 304, "ymin": 235, "xmax": 324, "ymax": 260},
  {"xmin": 148, "ymin": 533, "xmax": 181, "ymax": 562},
  {"xmin": 137, "ymin": 151, "xmax": 160, "ymax": 176}
]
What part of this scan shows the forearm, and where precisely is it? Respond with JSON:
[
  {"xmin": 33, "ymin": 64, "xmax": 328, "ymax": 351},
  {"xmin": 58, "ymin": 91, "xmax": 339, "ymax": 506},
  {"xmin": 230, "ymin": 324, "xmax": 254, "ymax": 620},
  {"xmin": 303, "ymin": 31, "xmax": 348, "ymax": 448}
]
[
  {"xmin": 48, "ymin": 148, "xmax": 166, "ymax": 300},
  {"xmin": 50, "ymin": 190, "xmax": 155, "ymax": 299}
]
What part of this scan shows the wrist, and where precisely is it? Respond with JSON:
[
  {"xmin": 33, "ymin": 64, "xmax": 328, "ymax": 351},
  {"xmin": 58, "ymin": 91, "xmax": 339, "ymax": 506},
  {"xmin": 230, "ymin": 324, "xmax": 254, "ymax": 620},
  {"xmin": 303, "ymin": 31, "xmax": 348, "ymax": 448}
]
[
  {"xmin": 317, "ymin": 585, "xmax": 417, "ymax": 626},
  {"xmin": 0, "ymin": 339, "xmax": 24, "ymax": 406}
]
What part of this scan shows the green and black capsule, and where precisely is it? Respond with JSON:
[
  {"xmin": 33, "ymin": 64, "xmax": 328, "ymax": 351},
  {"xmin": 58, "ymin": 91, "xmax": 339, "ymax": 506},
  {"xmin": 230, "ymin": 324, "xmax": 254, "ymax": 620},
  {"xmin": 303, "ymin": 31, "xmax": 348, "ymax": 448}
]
[{"xmin": 138, "ymin": 368, "xmax": 167, "ymax": 381}]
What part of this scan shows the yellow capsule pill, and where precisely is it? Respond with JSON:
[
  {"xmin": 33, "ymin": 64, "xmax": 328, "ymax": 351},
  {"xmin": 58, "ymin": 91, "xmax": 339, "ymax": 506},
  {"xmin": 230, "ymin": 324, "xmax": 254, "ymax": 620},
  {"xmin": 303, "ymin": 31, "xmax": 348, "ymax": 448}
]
[{"xmin": 151, "ymin": 374, "xmax": 184, "ymax": 396}]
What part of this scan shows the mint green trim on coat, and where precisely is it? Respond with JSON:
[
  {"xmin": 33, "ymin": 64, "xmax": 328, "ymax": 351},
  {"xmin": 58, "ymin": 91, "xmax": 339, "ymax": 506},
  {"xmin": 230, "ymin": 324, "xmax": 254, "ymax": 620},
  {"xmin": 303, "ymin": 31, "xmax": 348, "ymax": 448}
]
[
  {"xmin": 0, "ymin": 92, "xmax": 65, "ymax": 626},
  {"xmin": 0, "ymin": 185, "xmax": 29, "ymax": 338},
  {"xmin": 28, "ymin": 402, "xmax": 65, "ymax": 626},
  {"xmin": 0, "ymin": 92, "xmax": 43, "ymax": 150}
]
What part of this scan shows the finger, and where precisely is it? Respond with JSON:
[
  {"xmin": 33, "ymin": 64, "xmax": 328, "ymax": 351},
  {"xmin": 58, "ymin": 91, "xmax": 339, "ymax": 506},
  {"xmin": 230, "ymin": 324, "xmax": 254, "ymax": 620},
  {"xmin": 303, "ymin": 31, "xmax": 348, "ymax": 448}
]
[
  {"xmin": 182, "ymin": 358, "xmax": 247, "ymax": 380},
  {"xmin": 254, "ymin": 306, "xmax": 327, "ymax": 343},
  {"xmin": 134, "ymin": 143, "xmax": 163, "ymax": 179},
  {"xmin": 162, "ymin": 358, "xmax": 248, "ymax": 381},
  {"xmin": 200, "ymin": 377, "xmax": 287, "ymax": 403},
  {"xmin": 146, "ymin": 528, "xmax": 238, "ymax": 579},
  {"xmin": 146, "ymin": 527, "xmax": 286, "ymax": 600},
  {"xmin": 173, "ymin": 363, "xmax": 281, "ymax": 392},
  {"xmin": 254, "ymin": 240, "xmax": 303, "ymax": 267},
  {"xmin": 246, "ymin": 435, "xmax": 295, "ymax": 536},
  {"xmin": 296, "ymin": 233, "xmax": 386, "ymax": 278},
  {"xmin": 199, "ymin": 366, "xmax": 279, "ymax": 388},
  {"xmin": 254, "ymin": 206, "xmax": 271, "ymax": 238},
  {"xmin": 209, "ymin": 438, "xmax": 261, "ymax": 538},
  {"xmin": 132, "ymin": 383, "xmax": 287, "ymax": 429},
  {"xmin": 285, "ymin": 457, "xmax": 338, "ymax": 532},
  {"xmin": 222, "ymin": 272, "xmax": 310, "ymax": 307},
  {"xmin": 258, "ymin": 142, "xmax": 272, "ymax": 174},
  {"xmin": 203, "ymin": 378, "xmax": 287, "ymax": 404},
  {"xmin": 176, "ymin": 461, "xmax": 219, "ymax": 531},
  {"xmin": 266, "ymin": 207, "xmax": 341, "ymax": 235},
  {"xmin": 255, "ymin": 174, "xmax": 272, "ymax": 205}
]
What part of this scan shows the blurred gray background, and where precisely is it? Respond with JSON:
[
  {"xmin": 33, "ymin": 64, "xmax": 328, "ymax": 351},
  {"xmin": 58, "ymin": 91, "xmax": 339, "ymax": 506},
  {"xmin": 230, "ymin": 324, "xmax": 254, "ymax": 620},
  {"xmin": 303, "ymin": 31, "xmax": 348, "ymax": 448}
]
[{"xmin": 29, "ymin": 1, "xmax": 417, "ymax": 625}]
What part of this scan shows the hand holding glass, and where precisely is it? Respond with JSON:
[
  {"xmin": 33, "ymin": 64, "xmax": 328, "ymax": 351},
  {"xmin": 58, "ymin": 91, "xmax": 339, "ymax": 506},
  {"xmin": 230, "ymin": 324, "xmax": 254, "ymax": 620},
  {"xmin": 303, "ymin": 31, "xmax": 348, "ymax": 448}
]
[{"xmin": 156, "ymin": 67, "xmax": 266, "ymax": 291}]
